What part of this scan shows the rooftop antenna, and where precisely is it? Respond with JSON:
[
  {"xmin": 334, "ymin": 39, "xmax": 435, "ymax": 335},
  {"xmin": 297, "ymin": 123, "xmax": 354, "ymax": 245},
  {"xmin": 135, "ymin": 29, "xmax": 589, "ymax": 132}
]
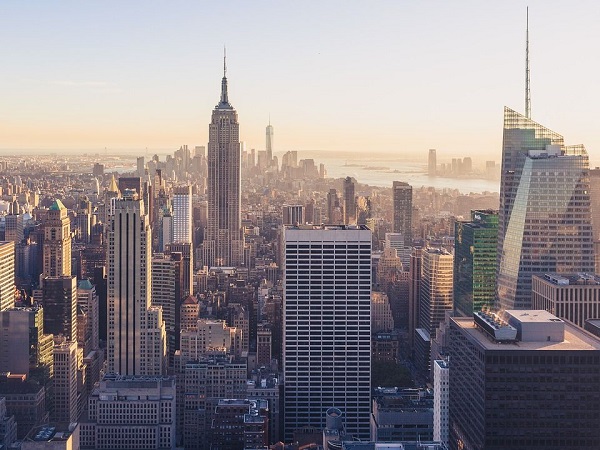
[
  {"xmin": 223, "ymin": 45, "xmax": 227, "ymax": 77},
  {"xmin": 525, "ymin": 7, "xmax": 531, "ymax": 118}
]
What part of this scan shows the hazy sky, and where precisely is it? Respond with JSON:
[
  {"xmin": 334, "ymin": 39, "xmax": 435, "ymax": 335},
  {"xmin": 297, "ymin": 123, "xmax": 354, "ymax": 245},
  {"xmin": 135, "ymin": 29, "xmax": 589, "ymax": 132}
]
[{"xmin": 2, "ymin": 1, "xmax": 600, "ymax": 165}]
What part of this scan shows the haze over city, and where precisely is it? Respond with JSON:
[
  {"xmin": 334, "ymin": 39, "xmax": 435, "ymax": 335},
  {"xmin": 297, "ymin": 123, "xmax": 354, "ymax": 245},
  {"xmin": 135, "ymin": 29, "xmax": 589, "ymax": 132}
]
[{"xmin": 2, "ymin": 1, "xmax": 600, "ymax": 165}]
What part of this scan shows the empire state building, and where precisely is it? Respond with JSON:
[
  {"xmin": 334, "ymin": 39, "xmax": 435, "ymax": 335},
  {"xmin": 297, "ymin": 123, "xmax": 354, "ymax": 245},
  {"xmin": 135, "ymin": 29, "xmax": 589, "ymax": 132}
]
[{"xmin": 202, "ymin": 55, "xmax": 244, "ymax": 267}]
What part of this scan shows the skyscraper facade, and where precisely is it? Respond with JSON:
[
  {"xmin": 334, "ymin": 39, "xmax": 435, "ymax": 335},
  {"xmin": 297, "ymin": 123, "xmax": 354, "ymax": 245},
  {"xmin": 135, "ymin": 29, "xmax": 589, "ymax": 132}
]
[
  {"xmin": 419, "ymin": 248, "xmax": 453, "ymax": 336},
  {"xmin": 173, "ymin": 185, "xmax": 193, "ymax": 244},
  {"xmin": 392, "ymin": 181, "xmax": 412, "ymax": 247},
  {"xmin": 203, "ymin": 57, "xmax": 244, "ymax": 267},
  {"xmin": 343, "ymin": 176, "xmax": 356, "ymax": 225},
  {"xmin": 0, "ymin": 241, "xmax": 15, "ymax": 311},
  {"xmin": 454, "ymin": 210, "xmax": 498, "ymax": 317},
  {"xmin": 497, "ymin": 107, "xmax": 594, "ymax": 310},
  {"xmin": 43, "ymin": 199, "xmax": 71, "ymax": 277},
  {"xmin": 283, "ymin": 225, "xmax": 372, "ymax": 440},
  {"xmin": 41, "ymin": 275, "xmax": 77, "ymax": 341},
  {"xmin": 107, "ymin": 190, "xmax": 166, "ymax": 376},
  {"xmin": 266, "ymin": 121, "xmax": 274, "ymax": 165},
  {"xmin": 449, "ymin": 310, "xmax": 600, "ymax": 449},
  {"xmin": 428, "ymin": 149, "xmax": 437, "ymax": 177},
  {"xmin": 282, "ymin": 204, "xmax": 304, "ymax": 226}
]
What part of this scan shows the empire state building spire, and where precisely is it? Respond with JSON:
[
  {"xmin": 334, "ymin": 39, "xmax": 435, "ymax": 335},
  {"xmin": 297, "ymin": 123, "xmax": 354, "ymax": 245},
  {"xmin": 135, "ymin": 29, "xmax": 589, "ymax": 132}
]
[
  {"xmin": 218, "ymin": 47, "xmax": 232, "ymax": 109},
  {"xmin": 201, "ymin": 51, "xmax": 244, "ymax": 267}
]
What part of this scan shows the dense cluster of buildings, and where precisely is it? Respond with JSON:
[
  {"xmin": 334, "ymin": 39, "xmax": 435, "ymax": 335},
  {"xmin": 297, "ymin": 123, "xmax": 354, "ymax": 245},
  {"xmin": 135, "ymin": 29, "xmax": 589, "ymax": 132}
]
[{"xmin": 1, "ymin": 48, "xmax": 600, "ymax": 450}]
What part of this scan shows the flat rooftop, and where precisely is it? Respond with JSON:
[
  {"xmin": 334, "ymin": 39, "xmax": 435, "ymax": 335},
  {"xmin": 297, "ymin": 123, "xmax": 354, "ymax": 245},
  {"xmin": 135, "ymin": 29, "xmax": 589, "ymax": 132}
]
[
  {"xmin": 505, "ymin": 309, "xmax": 563, "ymax": 324},
  {"xmin": 285, "ymin": 224, "xmax": 370, "ymax": 231},
  {"xmin": 536, "ymin": 273, "xmax": 600, "ymax": 286},
  {"xmin": 452, "ymin": 317, "xmax": 600, "ymax": 351}
]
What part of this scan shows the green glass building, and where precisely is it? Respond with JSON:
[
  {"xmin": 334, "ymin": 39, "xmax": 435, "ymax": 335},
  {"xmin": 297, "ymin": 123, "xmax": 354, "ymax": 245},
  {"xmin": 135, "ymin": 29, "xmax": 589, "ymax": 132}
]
[{"xmin": 454, "ymin": 210, "xmax": 498, "ymax": 317}]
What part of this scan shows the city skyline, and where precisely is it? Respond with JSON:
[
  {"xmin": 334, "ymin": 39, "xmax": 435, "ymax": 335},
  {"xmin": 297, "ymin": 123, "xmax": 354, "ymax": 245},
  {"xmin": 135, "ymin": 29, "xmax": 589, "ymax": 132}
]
[{"xmin": 2, "ymin": 2, "xmax": 600, "ymax": 165}]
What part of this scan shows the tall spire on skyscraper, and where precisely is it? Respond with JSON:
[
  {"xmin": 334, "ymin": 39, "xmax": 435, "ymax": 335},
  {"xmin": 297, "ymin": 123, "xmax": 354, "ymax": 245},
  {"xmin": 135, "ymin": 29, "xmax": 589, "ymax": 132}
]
[
  {"xmin": 525, "ymin": 7, "xmax": 531, "ymax": 118},
  {"xmin": 218, "ymin": 46, "xmax": 231, "ymax": 109}
]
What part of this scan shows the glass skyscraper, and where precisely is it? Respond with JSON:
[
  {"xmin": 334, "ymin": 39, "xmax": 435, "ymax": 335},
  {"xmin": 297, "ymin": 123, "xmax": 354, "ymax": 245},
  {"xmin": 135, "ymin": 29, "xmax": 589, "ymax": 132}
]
[
  {"xmin": 454, "ymin": 209, "xmax": 498, "ymax": 317},
  {"xmin": 497, "ymin": 107, "xmax": 594, "ymax": 310}
]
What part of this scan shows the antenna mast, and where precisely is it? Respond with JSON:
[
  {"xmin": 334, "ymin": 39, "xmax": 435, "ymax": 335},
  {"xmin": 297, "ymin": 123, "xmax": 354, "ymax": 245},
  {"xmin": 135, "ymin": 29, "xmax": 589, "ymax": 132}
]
[{"xmin": 525, "ymin": 7, "xmax": 531, "ymax": 118}]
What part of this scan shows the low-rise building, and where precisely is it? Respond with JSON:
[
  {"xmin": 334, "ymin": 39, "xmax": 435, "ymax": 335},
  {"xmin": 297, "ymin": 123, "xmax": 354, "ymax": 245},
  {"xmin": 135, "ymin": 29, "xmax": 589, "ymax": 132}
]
[{"xmin": 80, "ymin": 375, "xmax": 176, "ymax": 450}]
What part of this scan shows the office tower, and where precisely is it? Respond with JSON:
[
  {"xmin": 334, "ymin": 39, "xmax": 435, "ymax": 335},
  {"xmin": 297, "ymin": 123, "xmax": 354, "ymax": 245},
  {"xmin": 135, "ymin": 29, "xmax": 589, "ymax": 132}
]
[
  {"xmin": 151, "ymin": 252, "xmax": 183, "ymax": 368},
  {"xmin": 117, "ymin": 176, "xmax": 142, "ymax": 195},
  {"xmin": 257, "ymin": 150, "xmax": 268, "ymax": 171},
  {"xmin": 326, "ymin": 189, "xmax": 342, "ymax": 223},
  {"xmin": 420, "ymin": 248, "xmax": 453, "ymax": 336},
  {"xmin": 77, "ymin": 279, "xmax": 99, "ymax": 354},
  {"xmin": 531, "ymin": 273, "xmax": 600, "ymax": 329},
  {"xmin": 104, "ymin": 175, "xmax": 120, "ymax": 225},
  {"xmin": 281, "ymin": 150, "xmax": 298, "ymax": 169},
  {"xmin": 497, "ymin": 107, "xmax": 594, "ymax": 310},
  {"xmin": 376, "ymin": 247, "xmax": 402, "ymax": 288},
  {"xmin": 107, "ymin": 190, "xmax": 166, "ymax": 376},
  {"xmin": 92, "ymin": 163, "xmax": 104, "ymax": 177},
  {"xmin": 179, "ymin": 319, "xmax": 241, "ymax": 360},
  {"xmin": 43, "ymin": 200, "xmax": 71, "ymax": 277},
  {"xmin": 392, "ymin": 181, "xmax": 412, "ymax": 247},
  {"xmin": 266, "ymin": 121, "xmax": 274, "ymax": 164},
  {"xmin": 589, "ymin": 167, "xmax": 600, "ymax": 273},
  {"xmin": 371, "ymin": 389, "xmax": 434, "ymax": 442},
  {"xmin": 180, "ymin": 295, "xmax": 199, "ymax": 332},
  {"xmin": 408, "ymin": 247, "xmax": 422, "ymax": 351},
  {"xmin": 75, "ymin": 195, "xmax": 92, "ymax": 243},
  {"xmin": 173, "ymin": 185, "xmax": 193, "ymax": 244},
  {"xmin": 385, "ymin": 232, "xmax": 410, "ymax": 268},
  {"xmin": 211, "ymin": 399, "xmax": 269, "ymax": 449},
  {"xmin": 283, "ymin": 225, "xmax": 372, "ymax": 440},
  {"xmin": 137, "ymin": 156, "xmax": 145, "ymax": 176},
  {"xmin": 343, "ymin": 176, "xmax": 356, "ymax": 225},
  {"xmin": 0, "ymin": 241, "xmax": 15, "ymax": 311},
  {"xmin": 371, "ymin": 291, "xmax": 394, "ymax": 332},
  {"xmin": 428, "ymin": 149, "xmax": 437, "ymax": 176},
  {"xmin": 0, "ymin": 306, "xmax": 53, "ymax": 378},
  {"xmin": 52, "ymin": 339, "xmax": 78, "ymax": 424},
  {"xmin": 202, "ymin": 54, "xmax": 244, "ymax": 267},
  {"xmin": 415, "ymin": 248, "xmax": 452, "ymax": 376},
  {"xmin": 227, "ymin": 302, "xmax": 250, "ymax": 354},
  {"xmin": 449, "ymin": 310, "xmax": 600, "ymax": 450},
  {"xmin": 41, "ymin": 275, "xmax": 77, "ymax": 341},
  {"xmin": 433, "ymin": 360, "xmax": 449, "ymax": 445},
  {"xmin": 0, "ymin": 375, "xmax": 48, "ymax": 439},
  {"xmin": 119, "ymin": 176, "xmax": 153, "ymax": 227},
  {"xmin": 160, "ymin": 208, "xmax": 174, "ymax": 251},
  {"xmin": 165, "ymin": 242, "xmax": 193, "ymax": 298},
  {"xmin": 181, "ymin": 356, "xmax": 247, "ymax": 450},
  {"xmin": 256, "ymin": 325, "xmax": 272, "ymax": 366},
  {"xmin": 5, "ymin": 201, "xmax": 23, "ymax": 243},
  {"xmin": 453, "ymin": 210, "xmax": 498, "ymax": 317},
  {"xmin": 282, "ymin": 204, "xmax": 304, "ymax": 226},
  {"xmin": 0, "ymin": 397, "xmax": 17, "ymax": 449},
  {"xmin": 356, "ymin": 196, "xmax": 372, "ymax": 226},
  {"xmin": 80, "ymin": 375, "xmax": 176, "ymax": 450}
]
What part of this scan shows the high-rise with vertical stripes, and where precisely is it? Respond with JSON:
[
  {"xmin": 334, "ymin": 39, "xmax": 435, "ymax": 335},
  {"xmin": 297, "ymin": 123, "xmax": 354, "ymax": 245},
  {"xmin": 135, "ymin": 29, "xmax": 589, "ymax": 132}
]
[
  {"xmin": 283, "ymin": 225, "xmax": 372, "ymax": 440},
  {"xmin": 107, "ymin": 189, "xmax": 166, "ymax": 375}
]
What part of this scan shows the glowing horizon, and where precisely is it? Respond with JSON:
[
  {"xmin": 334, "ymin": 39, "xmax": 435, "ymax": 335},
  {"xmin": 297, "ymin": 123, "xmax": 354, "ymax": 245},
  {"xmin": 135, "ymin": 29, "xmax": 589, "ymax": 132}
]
[{"xmin": 2, "ymin": 1, "xmax": 600, "ymax": 165}]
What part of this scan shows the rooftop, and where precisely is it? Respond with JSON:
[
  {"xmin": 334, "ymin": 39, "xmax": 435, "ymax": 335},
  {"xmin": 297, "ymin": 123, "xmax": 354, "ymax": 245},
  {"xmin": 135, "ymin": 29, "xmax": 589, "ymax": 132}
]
[
  {"xmin": 285, "ymin": 224, "xmax": 370, "ymax": 231},
  {"xmin": 26, "ymin": 424, "xmax": 77, "ymax": 443},
  {"xmin": 452, "ymin": 316, "xmax": 600, "ymax": 351},
  {"xmin": 537, "ymin": 273, "xmax": 600, "ymax": 286},
  {"xmin": 48, "ymin": 199, "xmax": 66, "ymax": 211}
]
